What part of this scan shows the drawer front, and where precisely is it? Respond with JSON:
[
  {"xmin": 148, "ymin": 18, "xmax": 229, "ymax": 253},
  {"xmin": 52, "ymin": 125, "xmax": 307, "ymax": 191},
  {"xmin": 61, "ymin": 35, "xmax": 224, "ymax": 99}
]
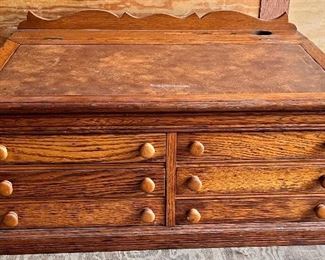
[
  {"xmin": 177, "ymin": 165, "xmax": 325, "ymax": 196},
  {"xmin": 177, "ymin": 132, "xmax": 325, "ymax": 162},
  {"xmin": 0, "ymin": 134, "xmax": 165, "ymax": 164},
  {"xmin": 176, "ymin": 197, "xmax": 325, "ymax": 224},
  {"xmin": 0, "ymin": 166, "xmax": 165, "ymax": 200},
  {"xmin": 0, "ymin": 198, "xmax": 164, "ymax": 229}
]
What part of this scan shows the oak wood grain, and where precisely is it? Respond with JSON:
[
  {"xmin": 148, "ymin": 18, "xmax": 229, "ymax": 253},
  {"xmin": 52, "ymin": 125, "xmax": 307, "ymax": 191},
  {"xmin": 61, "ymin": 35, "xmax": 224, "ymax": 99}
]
[
  {"xmin": 0, "ymin": 198, "xmax": 165, "ymax": 228},
  {"xmin": 0, "ymin": 134, "xmax": 165, "ymax": 164},
  {"xmin": 176, "ymin": 197, "xmax": 325, "ymax": 224},
  {"xmin": 0, "ymin": 112, "xmax": 325, "ymax": 134},
  {"xmin": 2, "ymin": 44, "xmax": 323, "ymax": 98},
  {"xmin": 177, "ymin": 165, "xmax": 325, "ymax": 196},
  {"xmin": 1, "ymin": 223, "xmax": 325, "ymax": 254},
  {"xmin": 177, "ymin": 131, "xmax": 325, "ymax": 162},
  {"xmin": 0, "ymin": 166, "xmax": 165, "ymax": 200},
  {"xmin": 166, "ymin": 133, "xmax": 177, "ymax": 226}
]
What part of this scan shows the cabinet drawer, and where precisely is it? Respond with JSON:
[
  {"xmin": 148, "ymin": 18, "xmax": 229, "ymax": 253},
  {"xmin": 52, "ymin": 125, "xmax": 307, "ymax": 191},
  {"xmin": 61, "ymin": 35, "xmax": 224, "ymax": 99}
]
[
  {"xmin": 0, "ymin": 134, "xmax": 165, "ymax": 164},
  {"xmin": 177, "ymin": 165, "xmax": 325, "ymax": 196},
  {"xmin": 0, "ymin": 166, "xmax": 165, "ymax": 200},
  {"xmin": 0, "ymin": 198, "xmax": 164, "ymax": 229},
  {"xmin": 177, "ymin": 132, "xmax": 325, "ymax": 162},
  {"xmin": 176, "ymin": 197, "xmax": 325, "ymax": 224}
]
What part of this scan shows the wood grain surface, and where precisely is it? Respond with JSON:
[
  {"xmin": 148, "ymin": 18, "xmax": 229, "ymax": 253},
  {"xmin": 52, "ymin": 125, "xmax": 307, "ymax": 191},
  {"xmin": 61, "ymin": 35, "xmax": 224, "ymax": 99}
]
[
  {"xmin": 0, "ymin": 166, "xmax": 165, "ymax": 200},
  {"xmin": 177, "ymin": 131, "xmax": 325, "ymax": 162},
  {"xmin": 2, "ymin": 223, "xmax": 325, "ymax": 254},
  {"xmin": 0, "ymin": 198, "xmax": 165, "ymax": 228},
  {"xmin": 177, "ymin": 164, "xmax": 325, "ymax": 196},
  {"xmin": 2, "ymin": 44, "xmax": 323, "ymax": 97},
  {"xmin": 176, "ymin": 197, "xmax": 325, "ymax": 224},
  {"xmin": 0, "ymin": 134, "xmax": 165, "ymax": 164}
]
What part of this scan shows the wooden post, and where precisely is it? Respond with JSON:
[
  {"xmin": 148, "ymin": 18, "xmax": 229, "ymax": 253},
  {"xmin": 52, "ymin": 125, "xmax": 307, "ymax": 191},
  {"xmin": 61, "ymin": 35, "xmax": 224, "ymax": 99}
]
[{"xmin": 260, "ymin": 0, "xmax": 290, "ymax": 20}]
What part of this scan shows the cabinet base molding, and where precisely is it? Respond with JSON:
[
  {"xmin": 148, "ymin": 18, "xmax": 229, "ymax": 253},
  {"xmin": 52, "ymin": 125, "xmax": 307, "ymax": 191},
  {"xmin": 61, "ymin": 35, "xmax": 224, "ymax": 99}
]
[{"xmin": 1, "ymin": 223, "xmax": 325, "ymax": 254}]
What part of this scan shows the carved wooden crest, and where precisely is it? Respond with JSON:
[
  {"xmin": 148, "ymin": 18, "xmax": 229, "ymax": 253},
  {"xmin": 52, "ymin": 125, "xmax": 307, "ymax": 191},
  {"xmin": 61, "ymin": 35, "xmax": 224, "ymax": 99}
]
[{"xmin": 18, "ymin": 10, "xmax": 296, "ymax": 31}]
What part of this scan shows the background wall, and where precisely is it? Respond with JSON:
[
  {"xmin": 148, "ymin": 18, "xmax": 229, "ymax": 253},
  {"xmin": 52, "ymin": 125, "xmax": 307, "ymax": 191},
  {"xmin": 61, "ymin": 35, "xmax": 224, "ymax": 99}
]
[
  {"xmin": 0, "ymin": 1, "xmax": 324, "ymax": 51},
  {"xmin": 289, "ymin": 0, "xmax": 325, "ymax": 52}
]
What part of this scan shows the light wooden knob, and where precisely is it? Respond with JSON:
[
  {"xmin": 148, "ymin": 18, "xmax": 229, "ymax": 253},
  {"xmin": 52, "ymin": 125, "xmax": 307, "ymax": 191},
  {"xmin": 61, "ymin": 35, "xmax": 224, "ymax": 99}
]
[
  {"xmin": 315, "ymin": 204, "xmax": 325, "ymax": 219},
  {"xmin": 141, "ymin": 177, "xmax": 155, "ymax": 193},
  {"xmin": 0, "ymin": 180, "xmax": 13, "ymax": 197},
  {"xmin": 0, "ymin": 145, "xmax": 8, "ymax": 161},
  {"xmin": 141, "ymin": 208, "xmax": 155, "ymax": 223},
  {"xmin": 187, "ymin": 176, "xmax": 202, "ymax": 192},
  {"xmin": 190, "ymin": 141, "xmax": 204, "ymax": 156},
  {"xmin": 140, "ymin": 143, "xmax": 155, "ymax": 159},
  {"xmin": 2, "ymin": 211, "xmax": 18, "ymax": 227},
  {"xmin": 187, "ymin": 208, "xmax": 201, "ymax": 224}
]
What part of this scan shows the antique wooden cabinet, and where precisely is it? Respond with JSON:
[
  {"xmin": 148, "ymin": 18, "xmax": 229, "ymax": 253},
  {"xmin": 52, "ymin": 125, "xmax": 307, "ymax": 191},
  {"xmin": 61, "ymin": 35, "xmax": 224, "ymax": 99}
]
[{"xmin": 0, "ymin": 10, "xmax": 325, "ymax": 254}]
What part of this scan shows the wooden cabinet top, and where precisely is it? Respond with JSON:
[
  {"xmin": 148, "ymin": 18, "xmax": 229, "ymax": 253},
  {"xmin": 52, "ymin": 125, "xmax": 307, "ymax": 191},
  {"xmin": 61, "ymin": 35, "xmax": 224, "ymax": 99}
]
[{"xmin": 1, "ymin": 10, "xmax": 324, "ymax": 114}]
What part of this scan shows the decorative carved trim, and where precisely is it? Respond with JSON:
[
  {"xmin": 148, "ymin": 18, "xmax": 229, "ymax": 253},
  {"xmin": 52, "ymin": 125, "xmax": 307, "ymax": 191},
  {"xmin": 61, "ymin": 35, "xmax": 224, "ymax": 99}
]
[{"xmin": 18, "ymin": 10, "xmax": 297, "ymax": 31}]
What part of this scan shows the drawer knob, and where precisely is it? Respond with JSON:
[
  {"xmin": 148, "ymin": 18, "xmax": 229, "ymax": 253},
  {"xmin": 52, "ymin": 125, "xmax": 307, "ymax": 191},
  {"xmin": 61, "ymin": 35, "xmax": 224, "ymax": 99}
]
[
  {"xmin": 141, "ymin": 177, "xmax": 155, "ymax": 193},
  {"xmin": 0, "ymin": 180, "xmax": 13, "ymax": 197},
  {"xmin": 140, "ymin": 143, "xmax": 155, "ymax": 159},
  {"xmin": 315, "ymin": 204, "xmax": 325, "ymax": 219},
  {"xmin": 0, "ymin": 145, "xmax": 8, "ymax": 161},
  {"xmin": 141, "ymin": 207, "xmax": 155, "ymax": 223},
  {"xmin": 190, "ymin": 141, "xmax": 204, "ymax": 156},
  {"xmin": 2, "ymin": 211, "xmax": 18, "ymax": 227},
  {"xmin": 187, "ymin": 208, "xmax": 201, "ymax": 224},
  {"xmin": 187, "ymin": 176, "xmax": 202, "ymax": 192}
]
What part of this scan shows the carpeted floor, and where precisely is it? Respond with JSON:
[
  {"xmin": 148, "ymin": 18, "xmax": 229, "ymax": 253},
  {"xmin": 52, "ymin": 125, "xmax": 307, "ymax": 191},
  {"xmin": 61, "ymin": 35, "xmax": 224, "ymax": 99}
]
[{"xmin": 1, "ymin": 246, "xmax": 325, "ymax": 260}]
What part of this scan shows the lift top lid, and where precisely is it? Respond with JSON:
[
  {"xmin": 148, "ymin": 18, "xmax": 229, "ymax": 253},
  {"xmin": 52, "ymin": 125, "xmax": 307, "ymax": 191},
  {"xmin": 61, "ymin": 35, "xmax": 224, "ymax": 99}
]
[{"xmin": 0, "ymin": 10, "xmax": 324, "ymax": 114}]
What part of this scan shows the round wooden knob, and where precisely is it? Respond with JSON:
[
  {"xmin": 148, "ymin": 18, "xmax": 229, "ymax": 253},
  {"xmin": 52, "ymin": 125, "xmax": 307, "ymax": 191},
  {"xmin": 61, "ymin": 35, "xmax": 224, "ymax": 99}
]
[
  {"xmin": 2, "ymin": 211, "xmax": 18, "ymax": 227},
  {"xmin": 0, "ymin": 180, "xmax": 13, "ymax": 197},
  {"xmin": 140, "ymin": 143, "xmax": 155, "ymax": 159},
  {"xmin": 315, "ymin": 204, "xmax": 325, "ymax": 219},
  {"xmin": 190, "ymin": 141, "xmax": 204, "ymax": 156},
  {"xmin": 187, "ymin": 176, "xmax": 202, "ymax": 192},
  {"xmin": 187, "ymin": 208, "xmax": 201, "ymax": 224},
  {"xmin": 140, "ymin": 177, "xmax": 155, "ymax": 193},
  {"xmin": 141, "ymin": 208, "xmax": 155, "ymax": 223},
  {"xmin": 0, "ymin": 145, "xmax": 8, "ymax": 161}
]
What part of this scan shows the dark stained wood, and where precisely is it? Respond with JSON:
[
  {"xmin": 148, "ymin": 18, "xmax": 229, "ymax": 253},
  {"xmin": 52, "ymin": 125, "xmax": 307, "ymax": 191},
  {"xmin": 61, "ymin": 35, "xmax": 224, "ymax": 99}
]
[
  {"xmin": 0, "ymin": 134, "xmax": 165, "ymax": 164},
  {"xmin": 18, "ymin": 10, "xmax": 296, "ymax": 31},
  {"xmin": 0, "ymin": 166, "xmax": 165, "ymax": 200},
  {"xmin": 177, "ymin": 131, "xmax": 325, "ymax": 162},
  {"xmin": 260, "ymin": 0, "xmax": 290, "ymax": 20},
  {"xmin": 0, "ymin": 198, "xmax": 165, "ymax": 228},
  {"xmin": 176, "ymin": 197, "xmax": 325, "ymax": 224},
  {"xmin": 166, "ymin": 133, "xmax": 177, "ymax": 226},
  {"xmin": 177, "ymin": 165, "xmax": 325, "ymax": 196}
]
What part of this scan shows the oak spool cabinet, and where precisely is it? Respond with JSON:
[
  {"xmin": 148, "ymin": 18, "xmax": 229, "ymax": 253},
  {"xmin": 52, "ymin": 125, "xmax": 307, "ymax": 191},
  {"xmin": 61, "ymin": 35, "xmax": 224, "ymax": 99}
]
[{"xmin": 0, "ymin": 10, "xmax": 325, "ymax": 254}]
